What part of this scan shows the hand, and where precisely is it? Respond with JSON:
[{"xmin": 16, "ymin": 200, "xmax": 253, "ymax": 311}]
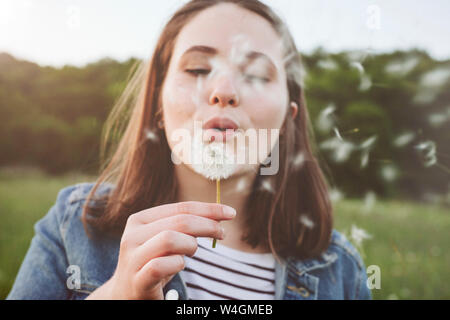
[{"xmin": 86, "ymin": 201, "xmax": 236, "ymax": 300}]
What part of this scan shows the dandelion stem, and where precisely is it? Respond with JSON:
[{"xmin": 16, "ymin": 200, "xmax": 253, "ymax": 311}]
[{"xmin": 212, "ymin": 178, "xmax": 221, "ymax": 248}]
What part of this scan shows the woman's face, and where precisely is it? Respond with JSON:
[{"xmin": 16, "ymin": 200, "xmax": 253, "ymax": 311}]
[{"xmin": 161, "ymin": 3, "xmax": 291, "ymax": 178}]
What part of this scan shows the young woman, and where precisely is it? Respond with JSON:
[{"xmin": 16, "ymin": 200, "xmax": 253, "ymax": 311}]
[{"xmin": 7, "ymin": 0, "xmax": 371, "ymax": 300}]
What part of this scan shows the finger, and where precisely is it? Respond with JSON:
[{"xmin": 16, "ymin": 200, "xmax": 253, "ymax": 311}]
[
  {"xmin": 131, "ymin": 201, "xmax": 236, "ymax": 225},
  {"xmin": 132, "ymin": 230, "xmax": 197, "ymax": 271},
  {"xmin": 132, "ymin": 214, "xmax": 225, "ymax": 245},
  {"xmin": 135, "ymin": 254, "xmax": 185, "ymax": 293}
]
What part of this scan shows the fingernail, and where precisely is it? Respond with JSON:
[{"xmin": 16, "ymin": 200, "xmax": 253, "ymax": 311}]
[
  {"xmin": 220, "ymin": 226, "xmax": 226, "ymax": 239},
  {"xmin": 223, "ymin": 206, "xmax": 236, "ymax": 218}
]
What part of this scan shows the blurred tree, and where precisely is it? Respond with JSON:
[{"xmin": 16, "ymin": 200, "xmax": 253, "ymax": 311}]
[{"xmin": 0, "ymin": 51, "xmax": 448, "ymax": 201}]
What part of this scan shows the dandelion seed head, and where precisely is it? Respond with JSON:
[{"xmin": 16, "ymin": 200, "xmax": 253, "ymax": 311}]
[{"xmin": 191, "ymin": 131, "xmax": 236, "ymax": 180}]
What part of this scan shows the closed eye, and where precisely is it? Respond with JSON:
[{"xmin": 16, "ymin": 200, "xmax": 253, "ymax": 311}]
[
  {"xmin": 244, "ymin": 74, "xmax": 271, "ymax": 83},
  {"xmin": 185, "ymin": 69, "xmax": 210, "ymax": 76},
  {"xmin": 186, "ymin": 69, "xmax": 270, "ymax": 83}
]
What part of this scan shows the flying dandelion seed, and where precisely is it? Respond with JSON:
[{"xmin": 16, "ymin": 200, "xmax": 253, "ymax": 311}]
[
  {"xmin": 282, "ymin": 51, "xmax": 297, "ymax": 65},
  {"xmin": 320, "ymin": 137, "xmax": 355, "ymax": 163},
  {"xmin": 286, "ymin": 61, "xmax": 306, "ymax": 88},
  {"xmin": 333, "ymin": 127, "xmax": 343, "ymax": 141},
  {"xmin": 350, "ymin": 61, "xmax": 364, "ymax": 75},
  {"xmin": 144, "ymin": 128, "xmax": 159, "ymax": 143},
  {"xmin": 415, "ymin": 141, "xmax": 437, "ymax": 168},
  {"xmin": 317, "ymin": 58, "xmax": 338, "ymax": 70},
  {"xmin": 420, "ymin": 67, "xmax": 450, "ymax": 88},
  {"xmin": 359, "ymin": 136, "xmax": 377, "ymax": 168},
  {"xmin": 235, "ymin": 177, "xmax": 247, "ymax": 193},
  {"xmin": 299, "ymin": 214, "xmax": 314, "ymax": 229},
  {"xmin": 329, "ymin": 188, "xmax": 344, "ymax": 203},
  {"xmin": 381, "ymin": 164, "xmax": 398, "ymax": 182},
  {"xmin": 428, "ymin": 113, "xmax": 447, "ymax": 127},
  {"xmin": 316, "ymin": 104, "xmax": 336, "ymax": 133},
  {"xmin": 360, "ymin": 151, "xmax": 370, "ymax": 168},
  {"xmin": 229, "ymin": 34, "xmax": 252, "ymax": 66},
  {"xmin": 385, "ymin": 56, "xmax": 419, "ymax": 76},
  {"xmin": 413, "ymin": 90, "xmax": 439, "ymax": 105},
  {"xmin": 346, "ymin": 50, "xmax": 369, "ymax": 64},
  {"xmin": 208, "ymin": 56, "xmax": 226, "ymax": 80},
  {"xmin": 359, "ymin": 75, "xmax": 372, "ymax": 91},
  {"xmin": 428, "ymin": 107, "xmax": 450, "ymax": 128},
  {"xmin": 360, "ymin": 135, "xmax": 377, "ymax": 149},
  {"xmin": 363, "ymin": 191, "xmax": 377, "ymax": 213},
  {"xmin": 414, "ymin": 68, "xmax": 450, "ymax": 105},
  {"xmin": 292, "ymin": 152, "xmax": 306, "ymax": 170},
  {"xmin": 393, "ymin": 132, "xmax": 415, "ymax": 148},
  {"xmin": 260, "ymin": 178, "xmax": 274, "ymax": 193},
  {"xmin": 349, "ymin": 224, "xmax": 372, "ymax": 248}
]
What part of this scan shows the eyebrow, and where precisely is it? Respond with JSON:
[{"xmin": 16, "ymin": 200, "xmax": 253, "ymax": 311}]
[{"xmin": 181, "ymin": 45, "xmax": 278, "ymax": 74}]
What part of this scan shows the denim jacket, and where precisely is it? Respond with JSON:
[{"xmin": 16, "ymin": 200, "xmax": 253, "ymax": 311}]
[{"xmin": 7, "ymin": 182, "xmax": 372, "ymax": 300}]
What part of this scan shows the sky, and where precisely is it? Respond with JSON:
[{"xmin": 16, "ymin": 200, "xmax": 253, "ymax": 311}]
[{"xmin": 1, "ymin": 0, "xmax": 450, "ymax": 67}]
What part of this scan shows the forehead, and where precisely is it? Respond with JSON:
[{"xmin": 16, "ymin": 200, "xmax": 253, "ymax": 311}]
[{"xmin": 171, "ymin": 3, "xmax": 284, "ymax": 68}]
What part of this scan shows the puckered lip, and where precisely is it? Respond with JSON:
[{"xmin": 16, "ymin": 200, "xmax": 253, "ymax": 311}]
[{"xmin": 202, "ymin": 116, "xmax": 239, "ymax": 131}]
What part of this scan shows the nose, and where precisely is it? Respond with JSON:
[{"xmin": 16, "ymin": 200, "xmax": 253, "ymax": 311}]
[{"xmin": 208, "ymin": 76, "xmax": 239, "ymax": 108}]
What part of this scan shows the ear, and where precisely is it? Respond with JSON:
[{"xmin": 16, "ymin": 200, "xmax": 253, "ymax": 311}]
[{"xmin": 290, "ymin": 102, "xmax": 299, "ymax": 119}]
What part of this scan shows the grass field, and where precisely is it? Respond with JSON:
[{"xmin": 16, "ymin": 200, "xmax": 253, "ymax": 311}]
[{"xmin": 0, "ymin": 167, "xmax": 449, "ymax": 300}]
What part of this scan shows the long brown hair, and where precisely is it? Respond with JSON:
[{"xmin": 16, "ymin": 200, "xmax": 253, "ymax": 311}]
[{"xmin": 82, "ymin": 0, "xmax": 333, "ymax": 260}]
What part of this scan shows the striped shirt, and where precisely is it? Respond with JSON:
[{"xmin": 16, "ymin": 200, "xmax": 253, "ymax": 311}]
[{"xmin": 179, "ymin": 237, "xmax": 276, "ymax": 300}]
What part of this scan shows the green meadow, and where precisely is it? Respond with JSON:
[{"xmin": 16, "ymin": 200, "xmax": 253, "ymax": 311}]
[{"xmin": 1, "ymin": 167, "xmax": 449, "ymax": 300}]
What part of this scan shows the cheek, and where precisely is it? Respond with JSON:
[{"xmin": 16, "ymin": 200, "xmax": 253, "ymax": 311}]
[
  {"xmin": 162, "ymin": 75, "xmax": 198, "ymax": 140},
  {"xmin": 244, "ymin": 87, "xmax": 287, "ymax": 129}
]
